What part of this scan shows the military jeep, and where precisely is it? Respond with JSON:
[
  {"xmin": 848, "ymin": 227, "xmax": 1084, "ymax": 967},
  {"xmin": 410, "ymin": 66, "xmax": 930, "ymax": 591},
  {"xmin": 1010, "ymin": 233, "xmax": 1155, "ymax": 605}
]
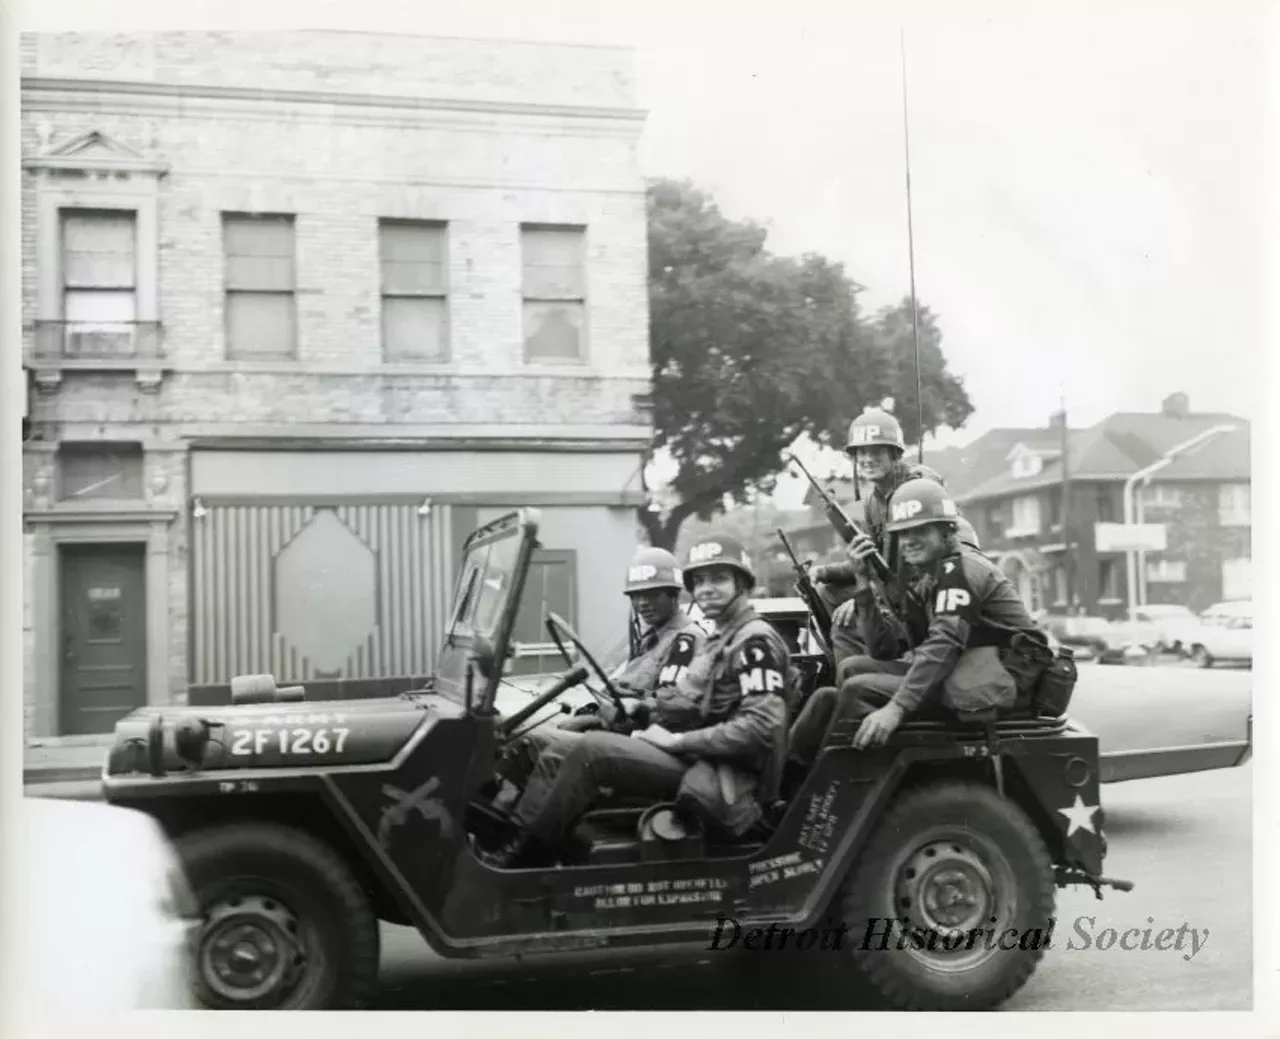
[{"xmin": 101, "ymin": 509, "xmax": 1131, "ymax": 1011}]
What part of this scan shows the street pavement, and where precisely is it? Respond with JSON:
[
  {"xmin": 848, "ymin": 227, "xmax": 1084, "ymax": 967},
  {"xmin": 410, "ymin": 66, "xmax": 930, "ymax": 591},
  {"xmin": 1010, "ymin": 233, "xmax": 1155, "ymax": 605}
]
[{"xmin": 374, "ymin": 762, "xmax": 1253, "ymax": 1011}]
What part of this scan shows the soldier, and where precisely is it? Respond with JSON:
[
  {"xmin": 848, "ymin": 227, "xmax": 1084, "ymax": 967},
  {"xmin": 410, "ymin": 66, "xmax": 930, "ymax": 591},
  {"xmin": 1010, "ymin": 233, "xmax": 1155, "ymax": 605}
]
[
  {"xmin": 497, "ymin": 546, "xmax": 705, "ymax": 798},
  {"xmin": 785, "ymin": 478, "xmax": 1041, "ymax": 783},
  {"xmin": 814, "ymin": 406, "xmax": 947, "ymax": 675},
  {"xmin": 608, "ymin": 546, "xmax": 706, "ymax": 696},
  {"xmin": 481, "ymin": 534, "xmax": 794, "ymax": 868}
]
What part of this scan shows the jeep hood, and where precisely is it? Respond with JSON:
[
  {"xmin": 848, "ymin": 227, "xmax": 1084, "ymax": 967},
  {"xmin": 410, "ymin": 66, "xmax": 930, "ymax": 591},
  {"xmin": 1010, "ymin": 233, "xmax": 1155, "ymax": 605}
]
[{"xmin": 103, "ymin": 694, "xmax": 450, "ymax": 777}]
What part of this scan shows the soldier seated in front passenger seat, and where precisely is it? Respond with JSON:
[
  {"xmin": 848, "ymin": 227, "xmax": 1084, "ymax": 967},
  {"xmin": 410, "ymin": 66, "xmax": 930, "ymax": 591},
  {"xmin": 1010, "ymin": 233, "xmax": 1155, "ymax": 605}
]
[{"xmin": 480, "ymin": 534, "xmax": 793, "ymax": 869}]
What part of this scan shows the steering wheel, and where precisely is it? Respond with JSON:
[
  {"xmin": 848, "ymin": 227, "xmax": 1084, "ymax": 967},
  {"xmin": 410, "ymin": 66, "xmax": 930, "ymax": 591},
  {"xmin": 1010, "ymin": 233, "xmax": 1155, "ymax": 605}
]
[{"xmin": 545, "ymin": 611, "xmax": 630, "ymax": 720}]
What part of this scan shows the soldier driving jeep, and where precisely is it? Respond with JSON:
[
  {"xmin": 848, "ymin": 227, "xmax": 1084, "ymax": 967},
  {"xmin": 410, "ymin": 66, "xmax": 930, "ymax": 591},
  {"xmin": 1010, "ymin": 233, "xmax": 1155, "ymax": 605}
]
[
  {"xmin": 495, "ymin": 546, "xmax": 705, "ymax": 807},
  {"xmin": 480, "ymin": 533, "xmax": 797, "ymax": 869}
]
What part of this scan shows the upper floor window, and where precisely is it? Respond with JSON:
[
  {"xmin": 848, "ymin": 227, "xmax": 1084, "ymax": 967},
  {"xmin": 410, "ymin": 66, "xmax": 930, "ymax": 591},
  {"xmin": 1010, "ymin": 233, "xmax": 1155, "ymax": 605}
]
[
  {"xmin": 1218, "ymin": 483, "xmax": 1250, "ymax": 526},
  {"xmin": 1010, "ymin": 450, "xmax": 1043, "ymax": 479},
  {"xmin": 1009, "ymin": 495, "xmax": 1041, "ymax": 536},
  {"xmin": 521, "ymin": 225, "xmax": 586, "ymax": 363},
  {"xmin": 1146, "ymin": 558, "xmax": 1188, "ymax": 583},
  {"xmin": 57, "ymin": 442, "xmax": 143, "ymax": 501},
  {"xmin": 1140, "ymin": 484, "xmax": 1183, "ymax": 510},
  {"xmin": 60, "ymin": 209, "xmax": 137, "ymax": 358},
  {"xmin": 379, "ymin": 220, "xmax": 449, "ymax": 362},
  {"xmin": 223, "ymin": 213, "xmax": 296, "ymax": 359}
]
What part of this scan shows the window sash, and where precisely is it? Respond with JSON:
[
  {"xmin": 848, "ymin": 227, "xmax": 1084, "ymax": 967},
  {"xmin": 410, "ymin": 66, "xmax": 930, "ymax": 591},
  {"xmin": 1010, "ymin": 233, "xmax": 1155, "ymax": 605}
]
[
  {"xmin": 225, "ymin": 291, "xmax": 296, "ymax": 357},
  {"xmin": 1218, "ymin": 484, "xmax": 1250, "ymax": 524},
  {"xmin": 58, "ymin": 443, "xmax": 144, "ymax": 501},
  {"xmin": 223, "ymin": 215, "xmax": 295, "ymax": 291},
  {"xmin": 522, "ymin": 228, "xmax": 586, "ymax": 299},
  {"xmin": 61, "ymin": 210, "xmax": 137, "ymax": 289},
  {"xmin": 382, "ymin": 296, "xmax": 448, "ymax": 362},
  {"xmin": 523, "ymin": 300, "xmax": 584, "ymax": 362}
]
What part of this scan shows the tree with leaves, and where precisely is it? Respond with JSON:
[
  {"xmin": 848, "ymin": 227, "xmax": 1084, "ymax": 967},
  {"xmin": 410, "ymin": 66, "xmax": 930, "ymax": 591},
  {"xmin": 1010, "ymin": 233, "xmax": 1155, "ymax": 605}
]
[{"xmin": 638, "ymin": 178, "xmax": 973, "ymax": 550}]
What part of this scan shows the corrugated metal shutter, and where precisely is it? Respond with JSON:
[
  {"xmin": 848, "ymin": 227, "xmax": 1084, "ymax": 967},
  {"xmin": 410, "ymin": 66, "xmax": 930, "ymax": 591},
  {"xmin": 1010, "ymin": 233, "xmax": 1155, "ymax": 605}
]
[{"xmin": 190, "ymin": 502, "xmax": 454, "ymax": 685}]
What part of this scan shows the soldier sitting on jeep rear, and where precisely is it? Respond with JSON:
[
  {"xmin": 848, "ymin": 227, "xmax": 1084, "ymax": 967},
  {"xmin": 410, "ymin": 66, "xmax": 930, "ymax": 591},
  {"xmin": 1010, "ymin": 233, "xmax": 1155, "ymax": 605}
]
[
  {"xmin": 784, "ymin": 478, "xmax": 1044, "ymax": 792},
  {"xmin": 480, "ymin": 534, "xmax": 794, "ymax": 869}
]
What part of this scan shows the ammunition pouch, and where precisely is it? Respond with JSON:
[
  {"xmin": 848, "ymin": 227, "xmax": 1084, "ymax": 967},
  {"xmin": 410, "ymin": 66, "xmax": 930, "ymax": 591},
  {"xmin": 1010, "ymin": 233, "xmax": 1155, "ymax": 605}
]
[
  {"xmin": 1000, "ymin": 629, "xmax": 1056, "ymax": 706},
  {"xmin": 1033, "ymin": 650, "xmax": 1079, "ymax": 717}
]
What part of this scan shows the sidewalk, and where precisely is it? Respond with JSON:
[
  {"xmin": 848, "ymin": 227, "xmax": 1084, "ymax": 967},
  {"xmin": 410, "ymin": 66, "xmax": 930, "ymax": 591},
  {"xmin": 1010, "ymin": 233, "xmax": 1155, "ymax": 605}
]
[{"xmin": 23, "ymin": 738, "xmax": 109, "ymax": 801}]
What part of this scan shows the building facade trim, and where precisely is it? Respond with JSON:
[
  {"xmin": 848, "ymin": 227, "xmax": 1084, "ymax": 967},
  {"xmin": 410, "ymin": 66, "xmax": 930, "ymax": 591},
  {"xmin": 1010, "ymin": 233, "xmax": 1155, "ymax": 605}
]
[{"xmin": 27, "ymin": 515, "xmax": 174, "ymax": 738}]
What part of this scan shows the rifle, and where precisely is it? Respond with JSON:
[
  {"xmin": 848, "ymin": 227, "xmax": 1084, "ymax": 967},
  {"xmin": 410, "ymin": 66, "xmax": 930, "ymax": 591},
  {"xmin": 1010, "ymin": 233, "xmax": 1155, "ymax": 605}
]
[
  {"xmin": 775, "ymin": 528, "xmax": 834, "ymax": 651},
  {"xmin": 786, "ymin": 453, "xmax": 893, "ymax": 583},
  {"xmin": 786, "ymin": 453, "xmax": 924, "ymax": 620}
]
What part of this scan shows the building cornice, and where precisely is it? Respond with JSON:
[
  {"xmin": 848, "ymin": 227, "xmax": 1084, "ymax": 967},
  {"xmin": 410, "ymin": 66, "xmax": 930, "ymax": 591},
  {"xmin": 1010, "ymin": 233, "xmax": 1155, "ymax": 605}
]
[{"xmin": 21, "ymin": 77, "xmax": 648, "ymax": 128}]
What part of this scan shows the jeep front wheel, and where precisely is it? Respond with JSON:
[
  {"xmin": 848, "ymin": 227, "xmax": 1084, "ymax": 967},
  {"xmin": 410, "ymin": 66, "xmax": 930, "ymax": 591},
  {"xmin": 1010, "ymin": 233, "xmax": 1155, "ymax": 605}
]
[
  {"xmin": 177, "ymin": 822, "xmax": 380, "ymax": 1010},
  {"xmin": 839, "ymin": 782, "xmax": 1055, "ymax": 1011}
]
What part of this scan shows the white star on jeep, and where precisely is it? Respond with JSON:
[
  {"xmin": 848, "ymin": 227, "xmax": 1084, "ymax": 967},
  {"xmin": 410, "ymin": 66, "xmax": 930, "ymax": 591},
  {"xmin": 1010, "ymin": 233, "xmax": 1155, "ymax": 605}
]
[{"xmin": 1058, "ymin": 794, "xmax": 1100, "ymax": 837}]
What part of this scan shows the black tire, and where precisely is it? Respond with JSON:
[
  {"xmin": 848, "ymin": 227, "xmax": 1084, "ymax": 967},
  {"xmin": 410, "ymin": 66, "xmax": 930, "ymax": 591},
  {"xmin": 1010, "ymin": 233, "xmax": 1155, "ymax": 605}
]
[
  {"xmin": 177, "ymin": 822, "xmax": 380, "ymax": 1010},
  {"xmin": 837, "ymin": 782, "xmax": 1055, "ymax": 1011},
  {"xmin": 1188, "ymin": 644, "xmax": 1214, "ymax": 669}
]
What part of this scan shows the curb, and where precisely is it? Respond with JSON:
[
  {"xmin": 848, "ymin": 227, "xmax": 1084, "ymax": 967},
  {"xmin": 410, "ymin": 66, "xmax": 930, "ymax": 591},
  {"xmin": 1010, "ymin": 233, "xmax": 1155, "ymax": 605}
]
[{"xmin": 22, "ymin": 765, "xmax": 101, "ymax": 786}]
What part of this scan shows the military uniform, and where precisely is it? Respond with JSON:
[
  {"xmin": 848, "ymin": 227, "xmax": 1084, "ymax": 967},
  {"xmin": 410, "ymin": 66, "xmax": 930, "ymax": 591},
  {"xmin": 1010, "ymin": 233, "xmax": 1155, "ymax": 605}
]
[
  {"xmin": 495, "ymin": 535, "xmax": 794, "ymax": 862},
  {"xmin": 499, "ymin": 548, "xmax": 705, "ymax": 794},
  {"xmin": 815, "ymin": 406, "xmax": 947, "ymax": 672},
  {"xmin": 788, "ymin": 479, "xmax": 1039, "ymax": 771}
]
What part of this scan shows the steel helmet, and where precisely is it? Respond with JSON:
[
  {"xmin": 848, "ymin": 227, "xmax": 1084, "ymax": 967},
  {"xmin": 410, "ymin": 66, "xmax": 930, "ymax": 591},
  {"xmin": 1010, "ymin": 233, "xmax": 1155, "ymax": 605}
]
[
  {"xmin": 681, "ymin": 533, "xmax": 756, "ymax": 592},
  {"xmin": 954, "ymin": 516, "xmax": 981, "ymax": 551},
  {"xmin": 845, "ymin": 406, "xmax": 906, "ymax": 456},
  {"xmin": 885, "ymin": 478, "xmax": 960, "ymax": 533},
  {"xmin": 624, "ymin": 546, "xmax": 683, "ymax": 595}
]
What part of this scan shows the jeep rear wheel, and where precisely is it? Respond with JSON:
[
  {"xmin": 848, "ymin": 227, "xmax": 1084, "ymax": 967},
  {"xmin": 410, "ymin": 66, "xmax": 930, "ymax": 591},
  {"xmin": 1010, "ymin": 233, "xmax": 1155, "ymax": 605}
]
[
  {"xmin": 177, "ymin": 822, "xmax": 379, "ymax": 1010},
  {"xmin": 838, "ymin": 782, "xmax": 1055, "ymax": 1011}
]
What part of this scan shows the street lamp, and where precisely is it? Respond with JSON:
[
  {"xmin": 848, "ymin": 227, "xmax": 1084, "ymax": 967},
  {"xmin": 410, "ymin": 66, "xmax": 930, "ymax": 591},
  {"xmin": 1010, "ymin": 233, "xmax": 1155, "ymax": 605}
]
[{"xmin": 1123, "ymin": 423, "xmax": 1236, "ymax": 612}]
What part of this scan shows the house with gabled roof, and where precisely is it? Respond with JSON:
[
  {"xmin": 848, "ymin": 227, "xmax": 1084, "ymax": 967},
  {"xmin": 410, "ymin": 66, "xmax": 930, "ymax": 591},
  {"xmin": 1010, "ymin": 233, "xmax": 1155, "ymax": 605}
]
[
  {"xmin": 957, "ymin": 394, "xmax": 1250, "ymax": 616},
  {"xmin": 781, "ymin": 393, "xmax": 1249, "ymax": 616}
]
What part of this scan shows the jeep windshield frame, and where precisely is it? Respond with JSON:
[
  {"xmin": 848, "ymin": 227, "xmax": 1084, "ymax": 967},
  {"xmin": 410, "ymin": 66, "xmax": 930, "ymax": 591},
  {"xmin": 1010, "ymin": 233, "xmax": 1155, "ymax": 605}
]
[{"xmin": 432, "ymin": 509, "xmax": 540, "ymax": 714}]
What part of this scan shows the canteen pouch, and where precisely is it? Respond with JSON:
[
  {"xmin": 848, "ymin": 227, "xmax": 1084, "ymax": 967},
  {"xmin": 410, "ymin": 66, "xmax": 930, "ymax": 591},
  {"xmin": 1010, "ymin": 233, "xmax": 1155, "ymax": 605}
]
[
  {"xmin": 941, "ymin": 646, "xmax": 1018, "ymax": 713},
  {"xmin": 1034, "ymin": 650, "xmax": 1078, "ymax": 717}
]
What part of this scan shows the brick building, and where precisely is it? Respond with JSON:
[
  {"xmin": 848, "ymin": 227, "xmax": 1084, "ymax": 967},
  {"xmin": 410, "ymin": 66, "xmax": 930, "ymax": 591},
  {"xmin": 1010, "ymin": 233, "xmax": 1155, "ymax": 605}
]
[
  {"xmin": 785, "ymin": 395, "xmax": 1250, "ymax": 618},
  {"xmin": 20, "ymin": 31, "xmax": 653, "ymax": 741}
]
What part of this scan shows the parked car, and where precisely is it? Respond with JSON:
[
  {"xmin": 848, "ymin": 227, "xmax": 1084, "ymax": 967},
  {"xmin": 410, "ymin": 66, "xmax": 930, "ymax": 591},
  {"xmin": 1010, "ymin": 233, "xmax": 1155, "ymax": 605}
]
[
  {"xmin": 1173, "ymin": 601, "xmax": 1253, "ymax": 668},
  {"xmin": 1128, "ymin": 604, "xmax": 1196, "ymax": 652},
  {"xmin": 15, "ymin": 797, "xmax": 201, "ymax": 1011},
  {"xmin": 1037, "ymin": 613, "xmax": 1154, "ymax": 664}
]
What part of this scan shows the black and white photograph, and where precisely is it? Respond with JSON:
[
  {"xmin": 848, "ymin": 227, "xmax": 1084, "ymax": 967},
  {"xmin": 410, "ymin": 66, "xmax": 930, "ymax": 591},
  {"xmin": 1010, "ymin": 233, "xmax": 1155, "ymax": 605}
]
[{"xmin": 2, "ymin": 3, "xmax": 1274, "ymax": 1026}]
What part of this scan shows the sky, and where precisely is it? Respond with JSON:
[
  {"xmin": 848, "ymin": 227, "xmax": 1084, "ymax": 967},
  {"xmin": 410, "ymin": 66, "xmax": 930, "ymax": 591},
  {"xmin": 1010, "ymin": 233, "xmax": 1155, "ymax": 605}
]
[
  {"xmin": 631, "ymin": 7, "xmax": 1272, "ymax": 445},
  {"xmin": 15, "ymin": 0, "xmax": 1277, "ymax": 508}
]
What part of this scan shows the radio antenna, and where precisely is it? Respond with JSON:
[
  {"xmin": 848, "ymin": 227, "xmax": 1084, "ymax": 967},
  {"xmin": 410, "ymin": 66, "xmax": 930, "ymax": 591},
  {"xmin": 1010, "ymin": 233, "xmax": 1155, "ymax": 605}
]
[{"xmin": 900, "ymin": 28, "xmax": 925, "ymax": 466}]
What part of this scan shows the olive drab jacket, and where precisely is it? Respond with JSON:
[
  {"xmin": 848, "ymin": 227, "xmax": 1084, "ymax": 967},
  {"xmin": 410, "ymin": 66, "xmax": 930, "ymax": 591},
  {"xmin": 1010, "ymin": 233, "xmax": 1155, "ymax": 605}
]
[
  {"xmin": 815, "ymin": 459, "xmax": 946, "ymax": 647},
  {"xmin": 608, "ymin": 607, "xmax": 706, "ymax": 697},
  {"xmin": 651, "ymin": 596, "xmax": 798, "ymax": 834},
  {"xmin": 857, "ymin": 543, "xmax": 1039, "ymax": 714}
]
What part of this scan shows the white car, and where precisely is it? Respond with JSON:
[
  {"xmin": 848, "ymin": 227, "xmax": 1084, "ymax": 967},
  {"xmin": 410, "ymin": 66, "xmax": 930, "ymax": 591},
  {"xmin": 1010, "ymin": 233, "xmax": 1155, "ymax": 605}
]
[
  {"xmin": 13, "ymin": 797, "xmax": 201, "ymax": 1012},
  {"xmin": 1175, "ymin": 601, "xmax": 1253, "ymax": 668},
  {"xmin": 1128, "ymin": 604, "xmax": 1197, "ymax": 652}
]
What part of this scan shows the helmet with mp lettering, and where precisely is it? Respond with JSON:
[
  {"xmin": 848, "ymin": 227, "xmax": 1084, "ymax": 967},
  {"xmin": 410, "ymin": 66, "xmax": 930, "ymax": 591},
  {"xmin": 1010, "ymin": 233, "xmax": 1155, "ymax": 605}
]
[
  {"xmin": 954, "ymin": 516, "xmax": 981, "ymax": 550},
  {"xmin": 885, "ymin": 478, "xmax": 960, "ymax": 534},
  {"xmin": 681, "ymin": 533, "xmax": 756, "ymax": 592},
  {"xmin": 624, "ymin": 546, "xmax": 683, "ymax": 596},
  {"xmin": 845, "ymin": 406, "xmax": 906, "ymax": 456}
]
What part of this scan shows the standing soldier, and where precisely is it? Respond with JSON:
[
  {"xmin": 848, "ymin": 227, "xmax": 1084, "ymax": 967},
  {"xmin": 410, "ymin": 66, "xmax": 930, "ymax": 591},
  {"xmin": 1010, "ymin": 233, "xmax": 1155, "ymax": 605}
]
[{"xmin": 814, "ymin": 405, "xmax": 948, "ymax": 675}]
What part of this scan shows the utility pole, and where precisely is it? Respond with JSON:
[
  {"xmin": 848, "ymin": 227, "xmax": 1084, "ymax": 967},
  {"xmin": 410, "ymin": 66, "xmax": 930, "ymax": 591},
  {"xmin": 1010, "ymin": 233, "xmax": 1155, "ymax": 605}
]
[{"xmin": 1060, "ymin": 386, "xmax": 1074, "ymax": 613}]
